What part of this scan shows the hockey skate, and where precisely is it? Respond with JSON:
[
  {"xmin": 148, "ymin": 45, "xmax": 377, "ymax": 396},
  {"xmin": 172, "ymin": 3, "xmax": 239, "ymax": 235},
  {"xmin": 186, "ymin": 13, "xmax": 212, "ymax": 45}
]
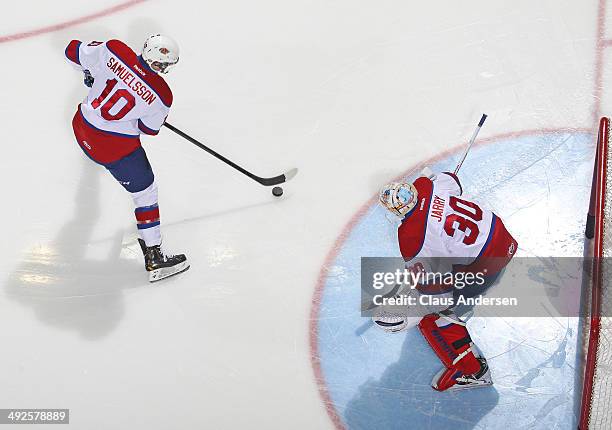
[
  {"xmin": 432, "ymin": 357, "xmax": 493, "ymax": 391},
  {"xmin": 138, "ymin": 239, "xmax": 190, "ymax": 282}
]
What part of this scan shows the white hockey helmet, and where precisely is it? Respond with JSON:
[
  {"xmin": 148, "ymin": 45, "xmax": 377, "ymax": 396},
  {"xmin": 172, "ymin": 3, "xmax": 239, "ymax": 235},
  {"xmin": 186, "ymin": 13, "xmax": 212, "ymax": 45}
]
[
  {"xmin": 142, "ymin": 34, "xmax": 180, "ymax": 74},
  {"xmin": 379, "ymin": 182, "xmax": 418, "ymax": 217}
]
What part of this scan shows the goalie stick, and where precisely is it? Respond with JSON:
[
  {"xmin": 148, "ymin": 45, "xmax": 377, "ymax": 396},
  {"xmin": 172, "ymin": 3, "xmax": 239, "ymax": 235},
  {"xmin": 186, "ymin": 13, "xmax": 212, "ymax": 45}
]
[
  {"xmin": 163, "ymin": 122, "xmax": 298, "ymax": 186},
  {"xmin": 454, "ymin": 113, "xmax": 488, "ymax": 175}
]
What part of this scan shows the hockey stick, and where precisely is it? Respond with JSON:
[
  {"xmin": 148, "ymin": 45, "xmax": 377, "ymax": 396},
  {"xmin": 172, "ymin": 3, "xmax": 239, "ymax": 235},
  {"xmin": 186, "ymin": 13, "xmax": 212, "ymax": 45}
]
[
  {"xmin": 454, "ymin": 113, "xmax": 488, "ymax": 175},
  {"xmin": 163, "ymin": 122, "xmax": 298, "ymax": 186}
]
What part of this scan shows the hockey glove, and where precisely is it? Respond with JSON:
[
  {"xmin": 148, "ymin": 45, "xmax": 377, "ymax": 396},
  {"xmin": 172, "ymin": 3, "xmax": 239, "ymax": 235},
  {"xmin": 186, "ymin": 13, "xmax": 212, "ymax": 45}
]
[{"xmin": 83, "ymin": 70, "xmax": 94, "ymax": 88}]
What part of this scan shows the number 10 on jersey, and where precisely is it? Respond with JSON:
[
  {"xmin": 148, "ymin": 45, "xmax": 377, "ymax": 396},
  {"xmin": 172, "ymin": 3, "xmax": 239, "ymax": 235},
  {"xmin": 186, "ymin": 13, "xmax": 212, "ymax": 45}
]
[{"xmin": 91, "ymin": 78, "xmax": 136, "ymax": 121}]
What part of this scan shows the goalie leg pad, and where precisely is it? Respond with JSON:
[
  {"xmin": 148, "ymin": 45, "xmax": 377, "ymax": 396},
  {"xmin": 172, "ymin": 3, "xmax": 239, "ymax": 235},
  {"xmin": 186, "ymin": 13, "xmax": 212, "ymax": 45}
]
[
  {"xmin": 418, "ymin": 310, "xmax": 486, "ymax": 390},
  {"xmin": 418, "ymin": 311, "xmax": 480, "ymax": 373}
]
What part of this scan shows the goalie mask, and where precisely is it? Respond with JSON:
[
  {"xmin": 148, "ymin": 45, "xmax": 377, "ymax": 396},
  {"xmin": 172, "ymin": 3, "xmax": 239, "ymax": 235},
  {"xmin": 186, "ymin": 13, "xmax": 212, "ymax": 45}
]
[{"xmin": 379, "ymin": 182, "xmax": 418, "ymax": 217}]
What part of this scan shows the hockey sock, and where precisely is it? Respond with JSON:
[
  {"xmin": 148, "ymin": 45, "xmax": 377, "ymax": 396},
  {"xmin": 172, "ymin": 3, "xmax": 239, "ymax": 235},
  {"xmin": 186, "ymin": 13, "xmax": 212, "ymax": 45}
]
[{"xmin": 131, "ymin": 181, "xmax": 161, "ymax": 247}]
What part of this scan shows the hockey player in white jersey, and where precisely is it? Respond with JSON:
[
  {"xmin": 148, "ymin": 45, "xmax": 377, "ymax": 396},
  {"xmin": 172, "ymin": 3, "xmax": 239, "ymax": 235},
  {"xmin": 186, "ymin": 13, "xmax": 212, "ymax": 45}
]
[
  {"xmin": 65, "ymin": 35, "xmax": 189, "ymax": 282},
  {"xmin": 375, "ymin": 170, "xmax": 518, "ymax": 391}
]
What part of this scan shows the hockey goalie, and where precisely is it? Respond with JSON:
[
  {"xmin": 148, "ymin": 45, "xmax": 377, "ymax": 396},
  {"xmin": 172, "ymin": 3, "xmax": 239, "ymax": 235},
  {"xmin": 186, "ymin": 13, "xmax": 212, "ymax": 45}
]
[{"xmin": 374, "ymin": 169, "xmax": 518, "ymax": 391}]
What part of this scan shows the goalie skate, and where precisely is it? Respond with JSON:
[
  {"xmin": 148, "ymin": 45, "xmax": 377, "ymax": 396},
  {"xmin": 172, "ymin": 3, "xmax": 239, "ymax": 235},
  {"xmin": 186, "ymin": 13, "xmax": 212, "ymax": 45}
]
[
  {"xmin": 432, "ymin": 358, "xmax": 493, "ymax": 391},
  {"xmin": 138, "ymin": 239, "xmax": 190, "ymax": 282}
]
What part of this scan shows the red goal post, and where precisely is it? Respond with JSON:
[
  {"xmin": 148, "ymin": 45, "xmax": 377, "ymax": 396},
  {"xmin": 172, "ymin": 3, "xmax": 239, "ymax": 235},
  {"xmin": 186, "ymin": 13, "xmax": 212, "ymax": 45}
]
[{"xmin": 579, "ymin": 116, "xmax": 610, "ymax": 430}]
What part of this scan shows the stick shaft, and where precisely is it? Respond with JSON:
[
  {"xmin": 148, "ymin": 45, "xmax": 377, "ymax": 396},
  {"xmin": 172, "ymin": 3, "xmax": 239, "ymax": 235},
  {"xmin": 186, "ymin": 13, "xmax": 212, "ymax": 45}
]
[
  {"xmin": 454, "ymin": 113, "xmax": 487, "ymax": 175},
  {"xmin": 163, "ymin": 122, "xmax": 293, "ymax": 186},
  {"xmin": 164, "ymin": 122, "xmax": 259, "ymax": 181}
]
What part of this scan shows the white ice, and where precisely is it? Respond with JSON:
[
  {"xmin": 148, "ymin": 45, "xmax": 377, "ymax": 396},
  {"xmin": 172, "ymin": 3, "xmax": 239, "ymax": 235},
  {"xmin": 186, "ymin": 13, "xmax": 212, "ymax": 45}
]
[{"xmin": 0, "ymin": 1, "xmax": 608, "ymax": 429}]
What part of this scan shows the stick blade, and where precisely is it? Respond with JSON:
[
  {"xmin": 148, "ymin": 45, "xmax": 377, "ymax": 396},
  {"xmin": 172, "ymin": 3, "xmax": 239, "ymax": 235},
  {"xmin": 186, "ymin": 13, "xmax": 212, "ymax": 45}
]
[
  {"xmin": 256, "ymin": 168, "xmax": 299, "ymax": 186},
  {"xmin": 283, "ymin": 168, "xmax": 298, "ymax": 182}
]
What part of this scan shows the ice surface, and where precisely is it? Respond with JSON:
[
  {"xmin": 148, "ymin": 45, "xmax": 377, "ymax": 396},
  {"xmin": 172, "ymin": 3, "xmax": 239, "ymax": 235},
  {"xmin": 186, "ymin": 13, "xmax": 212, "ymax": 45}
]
[
  {"xmin": 0, "ymin": 1, "xmax": 608, "ymax": 429},
  {"xmin": 315, "ymin": 132, "xmax": 593, "ymax": 429}
]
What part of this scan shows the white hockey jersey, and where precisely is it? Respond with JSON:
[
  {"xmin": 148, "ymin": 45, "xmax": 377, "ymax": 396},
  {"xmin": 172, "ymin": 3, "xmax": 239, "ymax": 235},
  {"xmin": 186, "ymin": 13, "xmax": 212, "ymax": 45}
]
[
  {"xmin": 66, "ymin": 39, "xmax": 172, "ymax": 138},
  {"xmin": 397, "ymin": 172, "xmax": 496, "ymax": 276}
]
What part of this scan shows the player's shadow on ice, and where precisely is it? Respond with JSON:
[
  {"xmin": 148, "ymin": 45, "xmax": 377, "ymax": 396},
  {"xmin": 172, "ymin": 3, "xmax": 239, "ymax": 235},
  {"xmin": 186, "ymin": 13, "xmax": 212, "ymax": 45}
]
[
  {"xmin": 343, "ymin": 327, "xmax": 500, "ymax": 430},
  {"xmin": 3, "ymin": 160, "xmax": 146, "ymax": 340}
]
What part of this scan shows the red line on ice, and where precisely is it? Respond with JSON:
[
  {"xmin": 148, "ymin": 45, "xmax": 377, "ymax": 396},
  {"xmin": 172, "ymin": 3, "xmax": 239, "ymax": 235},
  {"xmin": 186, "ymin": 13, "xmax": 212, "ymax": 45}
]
[
  {"xmin": 0, "ymin": 0, "xmax": 147, "ymax": 44},
  {"xmin": 308, "ymin": 126, "xmax": 591, "ymax": 430}
]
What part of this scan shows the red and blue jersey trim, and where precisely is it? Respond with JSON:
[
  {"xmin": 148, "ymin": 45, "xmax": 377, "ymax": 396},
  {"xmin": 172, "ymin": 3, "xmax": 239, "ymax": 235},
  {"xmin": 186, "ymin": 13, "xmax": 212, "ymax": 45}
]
[
  {"xmin": 137, "ymin": 55, "xmax": 156, "ymax": 74},
  {"xmin": 78, "ymin": 105, "xmax": 139, "ymax": 139},
  {"xmin": 105, "ymin": 39, "xmax": 173, "ymax": 108},
  {"xmin": 138, "ymin": 119, "xmax": 160, "ymax": 135},
  {"xmin": 474, "ymin": 214, "xmax": 497, "ymax": 260},
  {"xmin": 398, "ymin": 177, "xmax": 434, "ymax": 261},
  {"xmin": 65, "ymin": 40, "xmax": 82, "ymax": 65}
]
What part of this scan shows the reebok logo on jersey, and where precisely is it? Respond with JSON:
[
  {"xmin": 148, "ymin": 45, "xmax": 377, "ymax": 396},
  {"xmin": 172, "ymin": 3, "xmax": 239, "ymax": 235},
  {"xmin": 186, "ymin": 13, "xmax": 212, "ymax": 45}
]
[
  {"xmin": 133, "ymin": 64, "xmax": 146, "ymax": 77},
  {"xmin": 82, "ymin": 140, "xmax": 91, "ymax": 150}
]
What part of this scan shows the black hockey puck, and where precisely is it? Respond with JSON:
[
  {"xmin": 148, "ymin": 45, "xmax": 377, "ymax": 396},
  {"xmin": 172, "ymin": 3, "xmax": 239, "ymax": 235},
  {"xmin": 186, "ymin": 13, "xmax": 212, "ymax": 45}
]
[{"xmin": 272, "ymin": 186, "xmax": 283, "ymax": 197}]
